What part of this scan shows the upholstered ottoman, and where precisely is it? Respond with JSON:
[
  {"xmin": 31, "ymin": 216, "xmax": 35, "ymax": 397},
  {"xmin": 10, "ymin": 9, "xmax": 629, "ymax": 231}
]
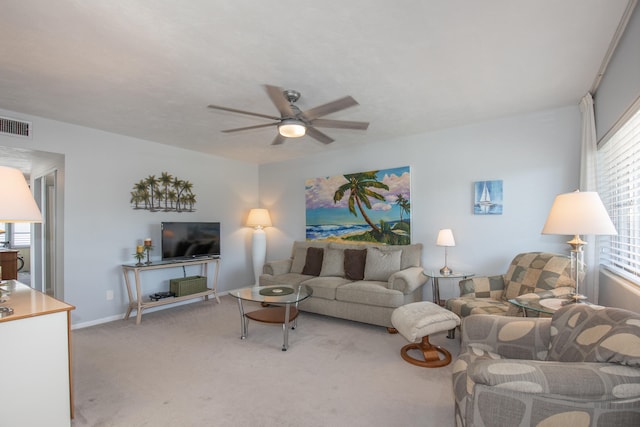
[{"xmin": 391, "ymin": 301, "xmax": 461, "ymax": 367}]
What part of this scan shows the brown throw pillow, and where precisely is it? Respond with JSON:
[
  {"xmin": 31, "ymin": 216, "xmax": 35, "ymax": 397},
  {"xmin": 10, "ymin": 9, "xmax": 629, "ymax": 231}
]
[
  {"xmin": 302, "ymin": 247, "xmax": 324, "ymax": 276},
  {"xmin": 344, "ymin": 248, "xmax": 367, "ymax": 280}
]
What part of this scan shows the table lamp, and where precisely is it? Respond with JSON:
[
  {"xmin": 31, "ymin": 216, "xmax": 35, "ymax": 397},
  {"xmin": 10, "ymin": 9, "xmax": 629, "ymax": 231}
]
[
  {"xmin": 0, "ymin": 166, "xmax": 43, "ymax": 316},
  {"xmin": 437, "ymin": 229, "xmax": 455, "ymax": 276},
  {"xmin": 246, "ymin": 208, "xmax": 272, "ymax": 286},
  {"xmin": 541, "ymin": 190, "xmax": 617, "ymax": 302}
]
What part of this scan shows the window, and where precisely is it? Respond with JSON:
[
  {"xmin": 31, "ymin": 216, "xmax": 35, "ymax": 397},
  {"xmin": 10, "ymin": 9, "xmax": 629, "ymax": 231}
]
[
  {"xmin": 0, "ymin": 222, "xmax": 31, "ymax": 248},
  {"xmin": 598, "ymin": 106, "xmax": 640, "ymax": 284}
]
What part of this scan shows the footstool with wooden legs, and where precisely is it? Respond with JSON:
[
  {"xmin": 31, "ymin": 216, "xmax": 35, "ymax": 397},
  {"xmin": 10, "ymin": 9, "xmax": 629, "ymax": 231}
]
[{"xmin": 391, "ymin": 301, "xmax": 461, "ymax": 368}]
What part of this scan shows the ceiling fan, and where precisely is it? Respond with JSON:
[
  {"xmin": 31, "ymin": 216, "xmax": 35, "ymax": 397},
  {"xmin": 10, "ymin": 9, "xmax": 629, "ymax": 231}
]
[{"xmin": 207, "ymin": 84, "xmax": 369, "ymax": 146}]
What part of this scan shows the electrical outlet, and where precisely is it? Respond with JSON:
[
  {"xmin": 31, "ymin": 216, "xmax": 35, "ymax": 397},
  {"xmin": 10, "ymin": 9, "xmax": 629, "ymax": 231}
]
[{"xmin": 106, "ymin": 290, "xmax": 114, "ymax": 301}]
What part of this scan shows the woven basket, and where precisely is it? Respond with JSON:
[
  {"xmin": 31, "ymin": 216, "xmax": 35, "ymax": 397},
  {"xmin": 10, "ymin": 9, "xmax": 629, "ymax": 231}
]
[{"xmin": 169, "ymin": 276, "xmax": 207, "ymax": 297}]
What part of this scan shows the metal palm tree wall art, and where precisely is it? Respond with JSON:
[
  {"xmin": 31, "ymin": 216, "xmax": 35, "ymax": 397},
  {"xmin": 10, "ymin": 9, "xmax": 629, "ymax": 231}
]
[
  {"xmin": 305, "ymin": 166, "xmax": 411, "ymax": 245},
  {"xmin": 130, "ymin": 172, "xmax": 197, "ymax": 212}
]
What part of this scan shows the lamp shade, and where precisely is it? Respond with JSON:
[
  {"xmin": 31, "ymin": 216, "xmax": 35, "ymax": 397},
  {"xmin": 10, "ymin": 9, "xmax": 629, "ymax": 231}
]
[
  {"xmin": 246, "ymin": 208, "xmax": 272, "ymax": 228},
  {"xmin": 436, "ymin": 229, "xmax": 456, "ymax": 247},
  {"xmin": 541, "ymin": 190, "xmax": 617, "ymax": 236},
  {"xmin": 0, "ymin": 166, "xmax": 42, "ymax": 223}
]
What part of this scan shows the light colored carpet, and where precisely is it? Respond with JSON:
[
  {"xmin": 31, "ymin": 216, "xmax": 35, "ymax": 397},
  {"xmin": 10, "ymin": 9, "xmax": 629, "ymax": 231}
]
[{"xmin": 71, "ymin": 296, "xmax": 459, "ymax": 427}]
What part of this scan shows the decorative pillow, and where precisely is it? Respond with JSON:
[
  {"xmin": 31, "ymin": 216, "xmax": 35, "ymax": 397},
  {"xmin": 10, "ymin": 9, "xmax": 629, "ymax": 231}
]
[
  {"xmin": 344, "ymin": 249, "xmax": 367, "ymax": 280},
  {"xmin": 547, "ymin": 304, "xmax": 640, "ymax": 367},
  {"xmin": 364, "ymin": 247, "xmax": 402, "ymax": 281},
  {"xmin": 319, "ymin": 247, "xmax": 345, "ymax": 277},
  {"xmin": 290, "ymin": 247, "xmax": 308, "ymax": 274},
  {"xmin": 302, "ymin": 247, "xmax": 324, "ymax": 276}
]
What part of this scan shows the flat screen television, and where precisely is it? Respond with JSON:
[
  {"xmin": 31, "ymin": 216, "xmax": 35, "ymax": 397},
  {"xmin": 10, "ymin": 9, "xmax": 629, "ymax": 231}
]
[{"xmin": 161, "ymin": 222, "xmax": 221, "ymax": 261}]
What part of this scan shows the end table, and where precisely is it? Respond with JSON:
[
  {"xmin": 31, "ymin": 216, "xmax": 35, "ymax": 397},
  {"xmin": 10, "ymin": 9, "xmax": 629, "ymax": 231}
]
[{"xmin": 423, "ymin": 271, "xmax": 474, "ymax": 306}]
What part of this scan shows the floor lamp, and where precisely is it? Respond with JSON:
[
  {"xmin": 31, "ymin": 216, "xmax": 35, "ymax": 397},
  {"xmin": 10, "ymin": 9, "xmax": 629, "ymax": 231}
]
[
  {"xmin": 246, "ymin": 208, "xmax": 272, "ymax": 286},
  {"xmin": 0, "ymin": 166, "xmax": 43, "ymax": 316},
  {"xmin": 541, "ymin": 190, "xmax": 617, "ymax": 302}
]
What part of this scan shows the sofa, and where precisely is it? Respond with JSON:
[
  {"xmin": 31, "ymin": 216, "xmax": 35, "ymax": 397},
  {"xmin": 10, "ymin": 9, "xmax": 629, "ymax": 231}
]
[
  {"xmin": 452, "ymin": 305, "xmax": 640, "ymax": 426},
  {"xmin": 259, "ymin": 240, "xmax": 427, "ymax": 328},
  {"xmin": 445, "ymin": 252, "xmax": 574, "ymax": 320}
]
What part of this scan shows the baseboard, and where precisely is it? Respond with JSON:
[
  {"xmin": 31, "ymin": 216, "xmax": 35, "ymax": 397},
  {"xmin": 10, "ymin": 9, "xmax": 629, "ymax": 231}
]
[{"xmin": 71, "ymin": 290, "xmax": 231, "ymax": 330}]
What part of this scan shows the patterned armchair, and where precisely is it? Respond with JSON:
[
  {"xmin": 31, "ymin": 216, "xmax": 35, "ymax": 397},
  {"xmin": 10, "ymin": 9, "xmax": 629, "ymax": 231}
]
[
  {"xmin": 452, "ymin": 305, "xmax": 640, "ymax": 427},
  {"xmin": 445, "ymin": 252, "xmax": 574, "ymax": 322}
]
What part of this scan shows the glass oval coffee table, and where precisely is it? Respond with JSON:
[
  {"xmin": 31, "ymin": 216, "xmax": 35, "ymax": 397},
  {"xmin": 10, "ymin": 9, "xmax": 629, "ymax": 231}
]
[{"xmin": 228, "ymin": 284, "xmax": 312, "ymax": 351}]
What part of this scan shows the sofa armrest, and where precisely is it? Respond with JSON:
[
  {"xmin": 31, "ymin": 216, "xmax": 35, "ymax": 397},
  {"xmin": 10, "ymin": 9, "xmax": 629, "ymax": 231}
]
[
  {"xmin": 461, "ymin": 314, "xmax": 551, "ymax": 360},
  {"xmin": 458, "ymin": 275, "xmax": 506, "ymax": 298},
  {"xmin": 469, "ymin": 359, "xmax": 640, "ymax": 400},
  {"xmin": 262, "ymin": 259, "xmax": 292, "ymax": 276},
  {"xmin": 388, "ymin": 267, "xmax": 428, "ymax": 294}
]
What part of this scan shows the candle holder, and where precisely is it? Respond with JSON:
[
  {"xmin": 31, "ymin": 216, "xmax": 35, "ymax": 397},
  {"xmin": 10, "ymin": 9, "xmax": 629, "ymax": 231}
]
[
  {"xmin": 133, "ymin": 252, "xmax": 144, "ymax": 266},
  {"xmin": 144, "ymin": 245, "xmax": 153, "ymax": 264}
]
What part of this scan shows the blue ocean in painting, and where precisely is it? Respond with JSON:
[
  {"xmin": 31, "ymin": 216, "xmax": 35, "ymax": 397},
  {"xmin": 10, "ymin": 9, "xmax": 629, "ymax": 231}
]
[
  {"xmin": 306, "ymin": 221, "xmax": 406, "ymax": 240},
  {"xmin": 306, "ymin": 224, "xmax": 371, "ymax": 240}
]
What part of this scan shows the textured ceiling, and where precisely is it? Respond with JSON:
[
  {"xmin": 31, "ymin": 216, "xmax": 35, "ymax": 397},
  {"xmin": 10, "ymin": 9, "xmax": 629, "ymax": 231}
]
[{"xmin": 0, "ymin": 1, "xmax": 631, "ymax": 165}]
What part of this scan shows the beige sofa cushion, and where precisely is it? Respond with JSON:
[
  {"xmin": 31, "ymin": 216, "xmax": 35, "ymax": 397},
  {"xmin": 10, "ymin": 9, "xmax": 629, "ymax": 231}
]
[
  {"xmin": 364, "ymin": 247, "xmax": 401, "ymax": 281},
  {"xmin": 290, "ymin": 247, "xmax": 307, "ymax": 274},
  {"xmin": 319, "ymin": 247, "xmax": 345, "ymax": 277},
  {"xmin": 302, "ymin": 276, "xmax": 352, "ymax": 300},
  {"xmin": 336, "ymin": 281, "xmax": 406, "ymax": 308}
]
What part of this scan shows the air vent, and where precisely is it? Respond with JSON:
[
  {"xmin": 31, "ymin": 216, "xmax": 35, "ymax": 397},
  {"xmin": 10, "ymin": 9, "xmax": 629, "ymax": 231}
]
[{"xmin": 0, "ymin": 116, "xmax": 32, "ymax": 138}]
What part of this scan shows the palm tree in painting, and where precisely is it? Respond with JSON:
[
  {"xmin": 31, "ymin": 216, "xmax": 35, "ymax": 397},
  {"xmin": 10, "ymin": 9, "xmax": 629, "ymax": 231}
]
[
  {"xmin": 333, "ymin": 171, "xmax": 389, "ymax": 233},
  {"xmin": 183, "ymin": 193, "xmax": 197, "ymax": 211},
  {"xmin": 132, "ymin": 180, "xmax": 149, "ymax": 209},
  {"xmin": 130, "ymin": 191, "xmax": 144, "ymax": 209},
  {"xmin": 159, "ymin": 172, "xmax": 173, "ymax": 211},
  {"xmin": 172, "ymin": 177, "xmax": 185, "ymax": 211},
  {"xmin": 167, "ymin": 189, "xmax": 177, "ymax": 210},
  {"xmin": 395, "ymin": 193, "xmax": 410, "ymax": 223},
  {"xmin": 179, "ymin": 181, "xmax": 194, "ymax": 212},
  {"xmin": 145, "ymin": 175, "xmax": 159, "ymax": 211}
]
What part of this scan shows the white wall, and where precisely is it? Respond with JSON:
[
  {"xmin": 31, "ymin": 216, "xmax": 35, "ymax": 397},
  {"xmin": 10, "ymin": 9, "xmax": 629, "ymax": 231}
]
[
  {"xmin": 259, "ymin": 106, "xmax": 581, "ymax": 302},
  {"xmin": 0, "ymin": 109, "xmax": 259, "ymax": 326}
]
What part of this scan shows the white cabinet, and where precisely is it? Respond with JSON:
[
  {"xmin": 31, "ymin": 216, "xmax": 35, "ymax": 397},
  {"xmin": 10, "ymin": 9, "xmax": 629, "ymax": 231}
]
[{"xmin": 0, "ymin": 281, "xmax": 74, "ymax": 426}]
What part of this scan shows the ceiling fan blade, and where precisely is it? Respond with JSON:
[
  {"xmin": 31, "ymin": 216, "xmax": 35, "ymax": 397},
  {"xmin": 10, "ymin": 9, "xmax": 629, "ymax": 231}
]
[
  {"xmin": 264, "ymin": 85, "xmax": 294, "ymax": 117},
  {"xmin": 302, "ymin": 96, "xmax": 359, "ymax": 120},
  {"xmin": 208, "ymin": 104, "xmax": 279, "ymax": 120},
  {"xmin": 271, "ymin": 134, "xmax": 286, "ymax": 145},
  {"xmin": 306, "ymin": 127, "xmax": 334, "ymax": 145},
  {"xmin": 222, "ymin": 123, "xmax": 278, "ymax": 133},
  {"xmin": 311, "ymin": 118, "xmax": 369, "ymax": 130}
]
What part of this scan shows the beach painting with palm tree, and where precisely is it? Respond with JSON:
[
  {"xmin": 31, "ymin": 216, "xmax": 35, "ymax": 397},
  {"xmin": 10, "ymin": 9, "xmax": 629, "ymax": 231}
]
[{"xmin": 305, "ymin": 166, "xmax": 411, "ymax": 245}]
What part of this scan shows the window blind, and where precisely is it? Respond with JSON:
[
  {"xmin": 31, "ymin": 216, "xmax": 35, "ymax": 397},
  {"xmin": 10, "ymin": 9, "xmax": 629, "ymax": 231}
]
[{"xmin": 598, "ymin": 106, "xmax": 640, "ymax": 284}]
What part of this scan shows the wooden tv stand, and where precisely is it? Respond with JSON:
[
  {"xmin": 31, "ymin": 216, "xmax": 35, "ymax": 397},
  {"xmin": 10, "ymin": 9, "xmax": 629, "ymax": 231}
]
[{"xmin": 122, "ymin": 257, "xmax": 220, "ymax": 324}]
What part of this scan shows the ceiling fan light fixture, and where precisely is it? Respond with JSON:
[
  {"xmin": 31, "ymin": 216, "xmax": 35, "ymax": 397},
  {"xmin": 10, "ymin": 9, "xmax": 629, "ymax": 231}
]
[{"xmin": 278, "ymin": 119, "xmax": 306, "ymax": 138}]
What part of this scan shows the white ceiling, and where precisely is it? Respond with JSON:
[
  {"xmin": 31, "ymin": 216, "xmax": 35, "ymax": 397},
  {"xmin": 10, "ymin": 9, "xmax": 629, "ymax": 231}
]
[{"xmin": 0, "ymin": 1, "xmax": 631, "ymax": 165}]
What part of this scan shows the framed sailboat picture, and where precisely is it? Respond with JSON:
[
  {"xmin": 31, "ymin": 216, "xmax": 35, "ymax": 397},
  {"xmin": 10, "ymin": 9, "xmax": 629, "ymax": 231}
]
[{"xmin": 474, "ymin": 180, "xmax": 503, "ymax": 215}]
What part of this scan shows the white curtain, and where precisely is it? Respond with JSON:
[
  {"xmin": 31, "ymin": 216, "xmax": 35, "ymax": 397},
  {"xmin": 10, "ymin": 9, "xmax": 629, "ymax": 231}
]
[{"xmin": 579, "ymin": 93, "xmax": 600, "ymax": 303}]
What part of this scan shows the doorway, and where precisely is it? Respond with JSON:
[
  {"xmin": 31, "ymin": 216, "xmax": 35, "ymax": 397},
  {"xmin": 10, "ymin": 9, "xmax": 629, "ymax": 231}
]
[{"xmin": 0, "ymin": 146, "xmax": 65, "ymax": 299}]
